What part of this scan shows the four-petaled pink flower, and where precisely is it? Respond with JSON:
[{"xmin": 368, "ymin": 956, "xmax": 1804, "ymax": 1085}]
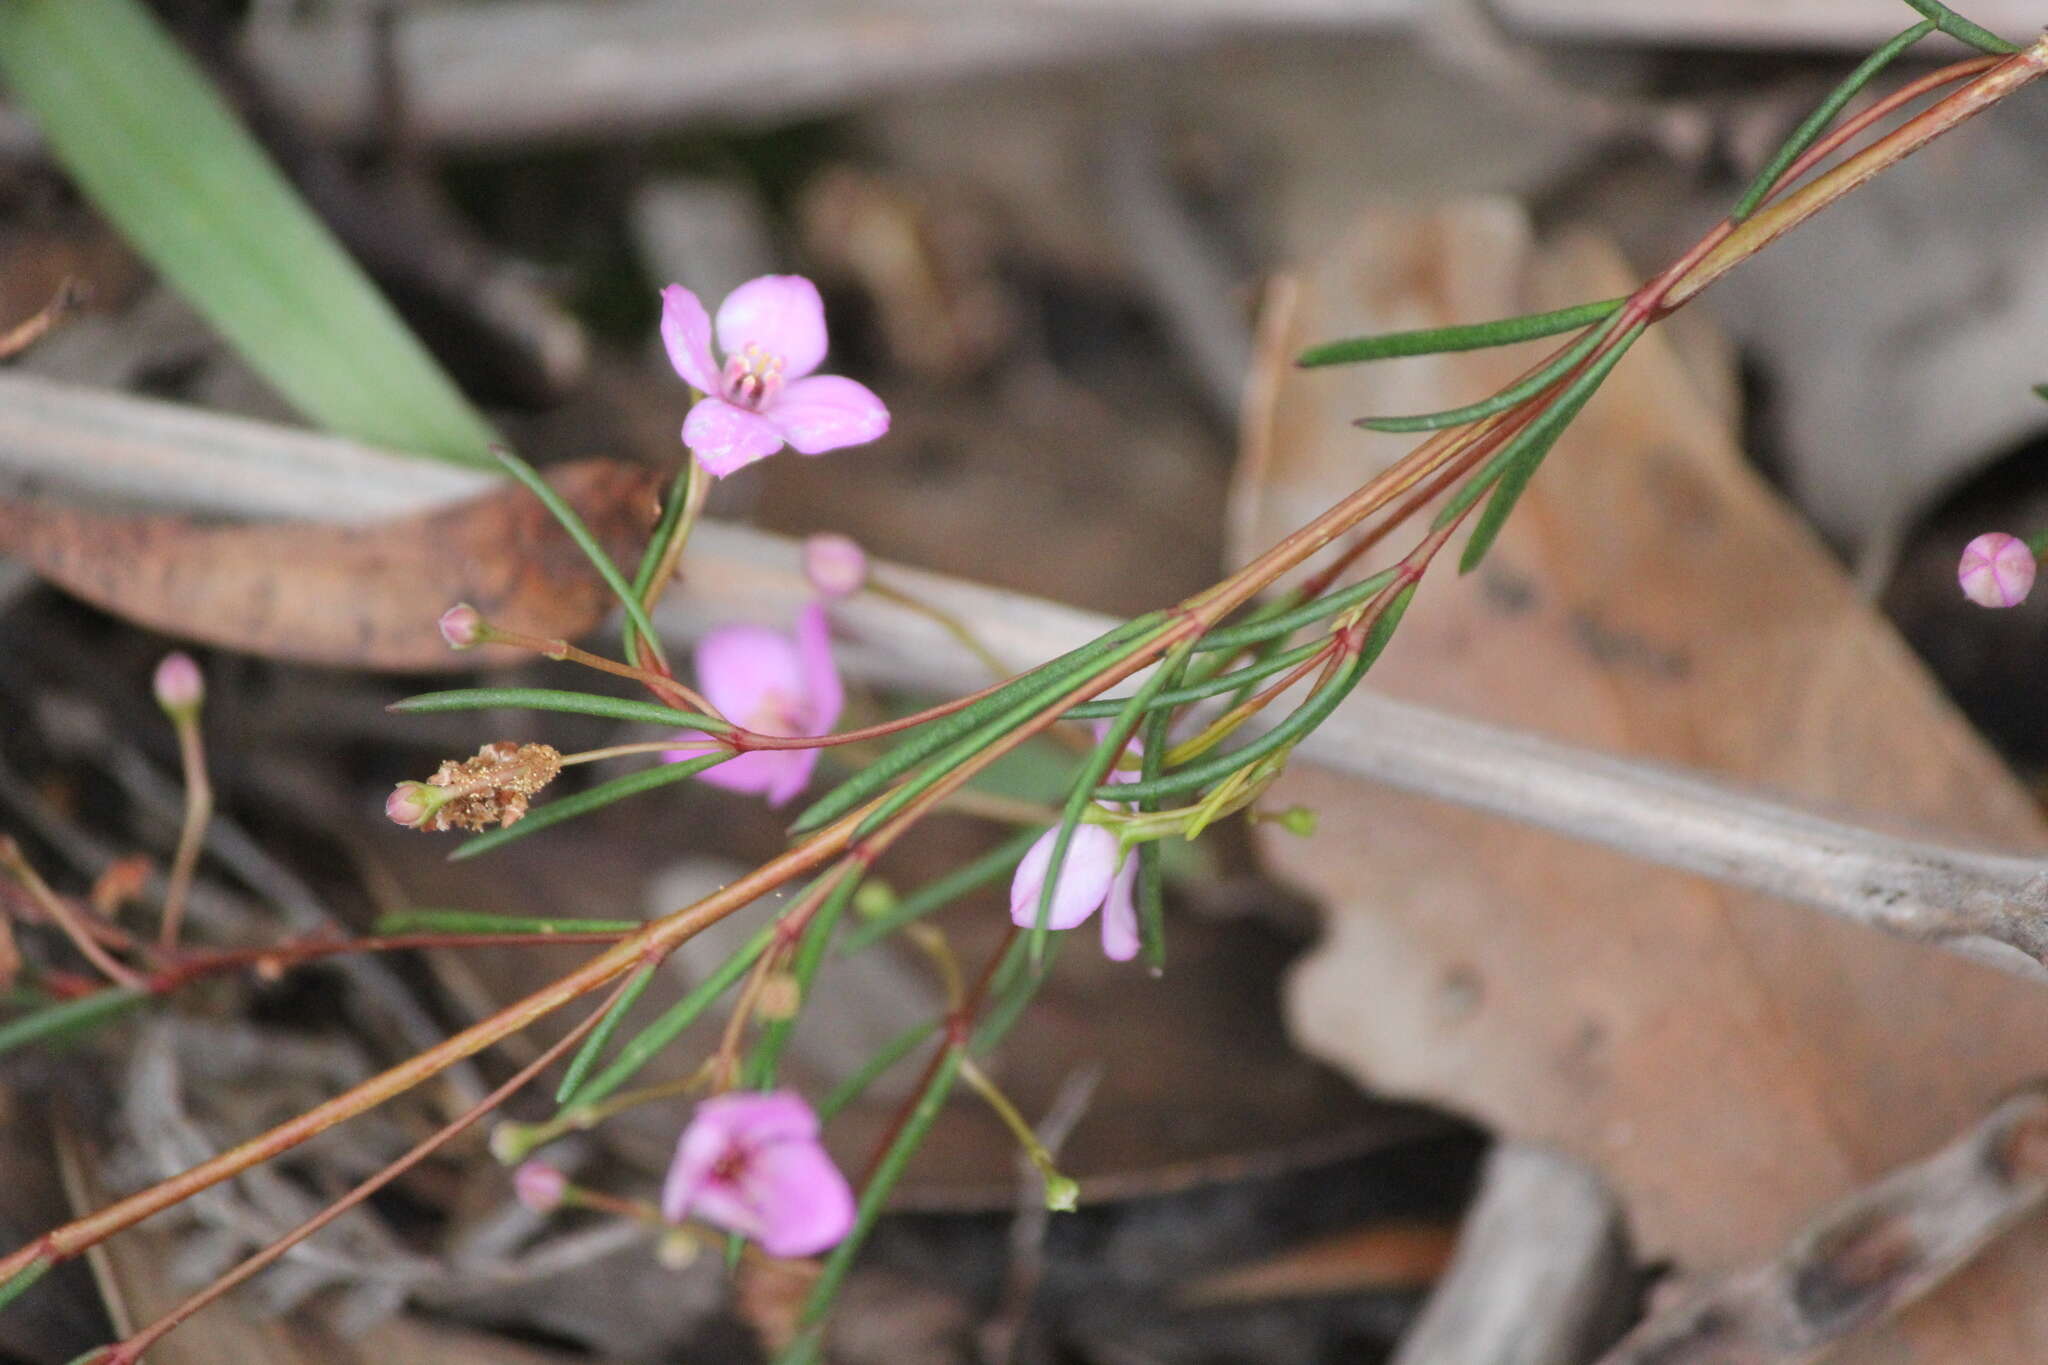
[
  {"xmin": 662, "ymin": 275, "xmax": 890, "ymax": 477},
  {"xmin": 666, "ymin": 602, "xmax": 844, "ymax": 807},
  {"xmin": 662, "ymin": 1090, "xmax": 855, "ymax": 1259},
  {"xmin": 1958, "ymin": 531, "xmax": 2037, "ymax": 609},
  {"xmin": 1009, "ymin": 732, "xmax": 1143, "ymax": 962}
]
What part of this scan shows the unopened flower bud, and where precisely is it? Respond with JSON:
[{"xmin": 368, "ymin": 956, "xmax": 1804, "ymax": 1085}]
[
  {"xmin": 1959, "ymin": 532, "xmax": 2037, "ymax": 609},
  {"xmin": 802, "ymin": 533, "xmax": 867, "ymax": 600},
  {"xmin": 1042, "ymin": 1173, "xmax": 1080, "ymax": 1213},
  {"xmin": 852, "ymin": 881, "xmax": 897, "ymax": 920},
  {"xmin": 1266, "ymin": 805, "xmax": 1319, "ymax": 838},
  {"xmin": 439, "ymin": 603, "xmax": 487, "ymax": 649},
  {"xmin": 152, "ymin": 652, "xmax": 204, "ymax": 716},
  {"xmin": 385, "ymin": 781, "xmax": 446, "ymax": 828},
  {"xmin": 657, "ymin": 1227, "xmax": 702, "ymax": 1269},
  {"xmin": 757, "ymin": 971, "xmax": 803, "ymax": 1021},
  {"xmin": 490, "ymin": 1121, "xmax": 540, "ymax": 1166},
  {"xmin": 514, "ymin": 1160, "xmax": 568, "ymax": 1214}
]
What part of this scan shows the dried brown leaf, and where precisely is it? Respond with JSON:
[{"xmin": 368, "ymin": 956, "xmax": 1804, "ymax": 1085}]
[{"xmin": 0, "ymin": 458, "xmax": 660, "ymax": 670}]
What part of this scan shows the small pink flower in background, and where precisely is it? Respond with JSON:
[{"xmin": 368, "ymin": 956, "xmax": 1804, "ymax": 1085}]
[
  {"xmin": 803, "ymin": 532, "xmax": 868, "ymax": 600},
  {"xmin": 1959, "ymin": 532, "xmax": 2037, "ymax": 608},
  {"xmin": 666, "ymin": 602, "xmax": 844, "ymax": 807},
  {"xmin": 514, "ymin": 1160, "xmax": 568, "ymax": 1214},
  {"xmin": 662, "ymin": 1090, "xmax": 855, "ymax": 1259},
  {"xmin": 1008, "ymin": 729, "xmax": 1143, "ymax": 962},
  {"xmin": 662, "ymin": 276, "xmax": 889, "ymax": 478}
]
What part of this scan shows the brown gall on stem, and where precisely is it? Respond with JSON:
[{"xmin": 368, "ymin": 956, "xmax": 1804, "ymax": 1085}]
[{"xmin": 393, "ymin": 742, "xmax": 564, "ymax": 833}]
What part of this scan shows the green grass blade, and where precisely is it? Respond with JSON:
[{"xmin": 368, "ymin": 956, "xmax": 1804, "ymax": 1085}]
[
  {"xmin": 0, "ymin": 0, "xmax": 497, "ymax": 463},
  {"xmin": 450, "ymin": 752, "xmax": 730, "ymax": 861},
  {"xmin": 554, "ymin": 963, "xmax": 659, "ymax": 1104},
  {"xmin": 0, "ymin": 986, "xmax": 148, "ymax": 1059},
  {"xmin": 1296, "ymin": 297, "xmax": 1624, "ymax": 368},
  {"xmin": 372, "ymin": 908, "xmax": 641, "ymax": 936},
  {"xmin": 624, "ymin": 460, "xmax": 698, "ymax": 664},
  {"xmin": 0, "ymin": 1257, "xmax": 52, "ymax": 1315},
  {"xmin": 492, "ymin": 447, "xmax": 668, "ymax": 665},
  {"xmin": 1732, "ymin": 22, "xmax": 1936, "ymax": 222},
  {"xmin": 1354, "ymin": 318, "xmax": 1616, "ymax": 432},
  {"xmin": 391, "ymin": 687, "xmax": 725, "ymax": 731},
  {"xmin": 1134, "ymin": 649, "xmax": 1191, "ymax": 971},
  {"xmin": 1457, "ymin": 323, "xmax": 1646, "ymax": 573},
  {"xmin": 1897, "ymin": 0, "xmax": 2018, "ymax": 53}
]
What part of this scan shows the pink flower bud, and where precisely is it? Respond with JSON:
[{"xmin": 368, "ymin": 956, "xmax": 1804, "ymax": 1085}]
[
  {"xmin": 513, "ymin": 1161, "xmax": 568, "ymax": 1214},
  {"xmin": 385, "ymin": 781, "xmax": 441, "ymax": 828},
  {"xmin": 1958, "ymin": 532, "xmax": 2037, "ymax": 609},
  {"xmin": 152, "ymin": 652, "xmax": 204, "ymax": 714},
  {"xmin": 802, "ymin": 533, "xmax": 868, "ymax": 600},
  {"xmin": 438, "ymin": 603, "xmax": 486, "ymax": 650}
]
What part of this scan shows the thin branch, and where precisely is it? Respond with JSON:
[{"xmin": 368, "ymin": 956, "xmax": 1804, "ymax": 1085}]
[{"xmin": 1596, "ymin": 1085, "xmax": 2048, "ymax": 1365}]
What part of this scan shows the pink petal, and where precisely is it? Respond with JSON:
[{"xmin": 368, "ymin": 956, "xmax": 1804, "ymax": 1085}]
[
  {"xmin": 741, "ymin": 1137, "xmax": 857, "ymax": 1258},
  {"xmin": 793, "ymin": 602, "xmax": 845, "ymax": 734},
  {"xmin": 694, "ymin": 625, "xmax": 806, "ymax": 723},
  {"xmin": 715, "ymin": 275, "xmax": 828, "ymax": 380},
  {"xmin": 683, "ymin": 397, "xmax": 788, "ymax": 477},
  {"xmin": 767, "ymin": 375, "xmax": 890, "ymax": 456},
  {"xmin": 1010, "ymin": 824, "xmax": 1121, "ymax": 932},
  {"xmin": 662, "ymin": 1091, "xmax": 824, "ymax": 1224},
  {"xmin": 1099, "ymin": 852, "xmax": 1141, "ymax": 962},
  {"xmin": 695, "ymin": 747, "xmax": 819, "ymax": 808},
  {"xmin": 659, "ymin": 284, "xmax": 720, "ymax": 393}
]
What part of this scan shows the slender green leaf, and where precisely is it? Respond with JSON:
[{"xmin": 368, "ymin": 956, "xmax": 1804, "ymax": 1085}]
[
  {"xmin": 391, "ymin": 687, "xmax": 725, "ymax": 730},
  {"xmin": 1457, "ymin": 323, "xmax": 1646, "ymax": 572},
  {"xmin": 450, "ymin": 752, "xmax": 730, "ymax": 861},
  {"xmin": 562, "ymin": 923, "xmax": 776, "ymax": 1110},
  {"xmin": 1897, "ymin": 0, "xmax": 2018, "ymax": 53},
  {"xmin": 372, "ymin": 908, "xmax": 641, "ymax": 936},
  {"xmin": 624, "ymin": 460, "xmax": 698, "ymax": 664},
  {"xmin": 0, "ymin": 0, "xmax": 496, "ymax": 463},
  {"xmin": 1194, "ymin": 568, "xmax": 1401, "ymax": 653},
  {"xmin": 0, "ymin": 987, "xmax": 147, "ymax": 1059},
  {"xmin": 1101, "ymin": 584, "xmax": 1416, "ymax": 804},
  {"xmin": 744, "ymin": 873, "xmax": 862, "ymax": 1090},
  {"xmin": 1064, "ymin": 637, "xmax": 1327, "ymax": 719},
  {"xmin": 1435, "ymin": 321, "xmax": 1647, "ymax": 532},
  {"xmin": 841, "ymin": 826, "xmax": 1042, "ymax": 954},
  {"xmin": 794, "ymin": 1046, "xmax": 964, "ymax": 1343},
  {"xmin": 492, "ymin": 447, "xmax": 667, "ymax": 666},
  {"xmin": 0, "ymin": 1257, "xmax": 52, "ymax": 1315},
  {"xmin": 1296, "ymin": 297, "xmax": 1625, "ymax": 368},
  {"xmin": 1135, "ymin": 651, "xmax": 1191, "ymax": 971},
  {"xmin": 818, "ymin": 1019, "xmax": 938, "ymax": 1121},
  {"xmin": 1732, "ymin": 22, "xmax": 1936, "ymax": 222},
  {"xmin": 555, "ymin": 963, "xmax": 659, "ymax": 1103},
  {"xmin": 1354, "ymin": 317, "xmax": 1617, "ymax": 432}
]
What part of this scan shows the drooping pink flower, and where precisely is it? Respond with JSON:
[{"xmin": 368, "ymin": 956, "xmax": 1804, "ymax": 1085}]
[
  {"xmin": 666, "ymin": 602, "xmax": 844, "ymax": 807},
  {"xmin": 1008, "ymin": 730, "xmax": 1143, "ymax": 961},
  {"xmin": 1959, "ymin": 531, "xmax": 2037, "ymax": 608},
  {"xmin": 1009, "ymin": 824, "xmax": 1140, "ymax": 962},
  {"xmin": 661, "ymin": 276, "xmax": 890, "ymax": 478},
  {"xmin": 661, "ymin": 1090, "xmax": 855, "ymax": 1259}
]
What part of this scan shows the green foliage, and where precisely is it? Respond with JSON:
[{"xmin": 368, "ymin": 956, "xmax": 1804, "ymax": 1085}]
[
  {"xmin": 1296, "ymin": 297, "xmax": 1624, "ymax": 368},
  {"xmin": 0, "ymin": 0, "xmax": 497, "ymax": 463}
]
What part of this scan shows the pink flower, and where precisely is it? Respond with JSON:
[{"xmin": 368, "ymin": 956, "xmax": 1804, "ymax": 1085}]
[
  {"xmin": 661, "ymin": 1090, "xmax": 855, "ymax": 1259},
  {"xmin": 1010, "ymin": 824, "xmax": 1140, "ymax": 962},
  {"xmin": 666, "ymin": 602, "xmax": 844, "ymax": 807},
  {"xmin": 1008, "ymin": 730, "xmax": 1143, "ymax": 962},
  {"xmin": 661, "ymin": 276, "xmax": 890, "ymax": 477},
  {"xmin": 1959, "ymin": 532, "xmax": 2037, "ymax": 608},
  {"xmin": 151, "ymin": 652, "xmax": 204, "ymax": 715}
]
